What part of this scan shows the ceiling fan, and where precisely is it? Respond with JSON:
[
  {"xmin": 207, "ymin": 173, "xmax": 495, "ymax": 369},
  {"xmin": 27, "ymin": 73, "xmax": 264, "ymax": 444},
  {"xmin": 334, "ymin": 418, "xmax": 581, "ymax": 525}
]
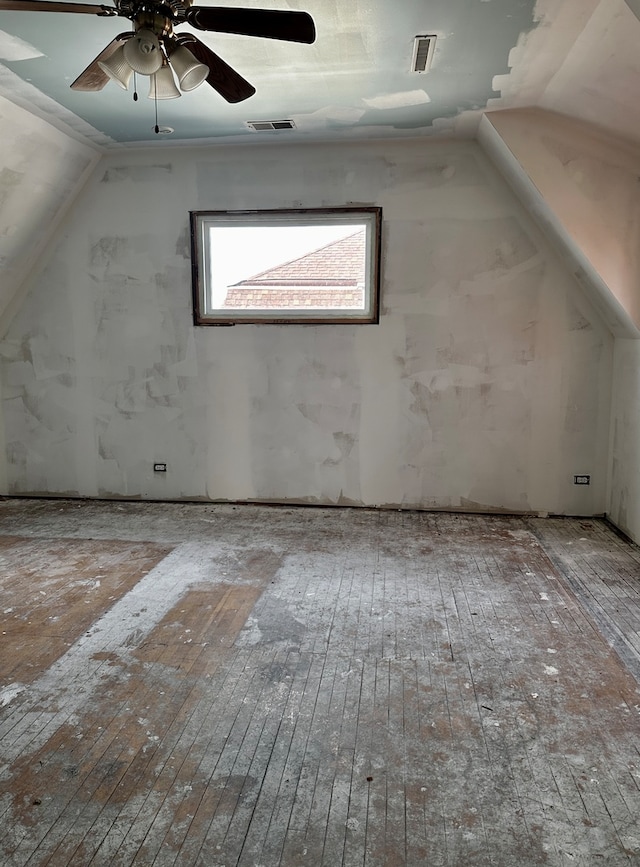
[{"xmin": 0, "ymin": 0, "xmax": 316, "ymax": 106}]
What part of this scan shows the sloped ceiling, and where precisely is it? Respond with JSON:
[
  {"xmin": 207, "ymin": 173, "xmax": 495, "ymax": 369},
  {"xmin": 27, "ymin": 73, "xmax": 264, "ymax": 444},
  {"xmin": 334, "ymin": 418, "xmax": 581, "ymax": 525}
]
[
  {"xmin": 481, "ymin": 0, "xmax": 640, "ymax": 338},
  {"xmin": 493, "ymin": 0, "xmax": 640, "ymax": 145}
]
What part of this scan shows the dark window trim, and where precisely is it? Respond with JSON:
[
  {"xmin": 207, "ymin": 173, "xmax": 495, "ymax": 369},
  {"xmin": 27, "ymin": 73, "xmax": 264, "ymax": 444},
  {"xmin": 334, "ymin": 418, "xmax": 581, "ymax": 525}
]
[{"xmin": 190, "ymin": 206, "xmax": 382, "ymax": 326}]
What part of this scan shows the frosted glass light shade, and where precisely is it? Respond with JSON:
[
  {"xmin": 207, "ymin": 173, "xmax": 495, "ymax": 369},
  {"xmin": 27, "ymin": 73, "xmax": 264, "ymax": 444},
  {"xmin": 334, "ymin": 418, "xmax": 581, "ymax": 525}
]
[
  {"xmin": 123, "ymin": 29, "xmax": 162, "ymax": 75},
  {"xmin": 98, "ymin": 44, "xmax": 133, "ymax": 90},
  {"xmin": 148, "ymin": 65, "xmax": 181, "ymax": 100},
  {"xmin": 169, "ymin": 45, "xmax": 208, "ymax": 91}
]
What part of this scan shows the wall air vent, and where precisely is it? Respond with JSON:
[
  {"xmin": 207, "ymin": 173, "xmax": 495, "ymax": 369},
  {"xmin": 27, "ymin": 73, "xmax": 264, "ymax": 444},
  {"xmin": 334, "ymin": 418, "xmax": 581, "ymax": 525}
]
[
  {"xmin": 412, "ymin": 35, "xmax": 436, "ymax": 73},
  {"xmin": 246, "ymin": 119, "xmax": 296, "ymax": 131}
]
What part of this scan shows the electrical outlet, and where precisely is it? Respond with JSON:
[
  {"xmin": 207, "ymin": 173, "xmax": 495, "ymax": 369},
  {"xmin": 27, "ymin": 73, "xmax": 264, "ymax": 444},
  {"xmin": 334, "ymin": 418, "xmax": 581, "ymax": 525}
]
[
  {"xmin": 154, "ymin": 463, "xmax": 167, "ymax": 473},
  {"xmin": 574, "ymin": 475, "xmax": 590, "ymax": 485}
]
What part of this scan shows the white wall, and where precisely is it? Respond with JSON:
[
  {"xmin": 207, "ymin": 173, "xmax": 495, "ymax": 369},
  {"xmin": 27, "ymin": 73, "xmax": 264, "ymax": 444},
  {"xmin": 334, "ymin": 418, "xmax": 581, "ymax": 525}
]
[
  {"xmin": 0, "ymin": 138, "xmax": 613, "ymax": 513},
  {"xmin": 478, "ymin": 108, "xmax": 640, "ymax": 540},
  {"xmin": 0, "ymin": 95, "xmax": 100, "ymax": 329},
  {"xmin": 608, "ymin": 339, "xmax": 640, "ymax": 539}
]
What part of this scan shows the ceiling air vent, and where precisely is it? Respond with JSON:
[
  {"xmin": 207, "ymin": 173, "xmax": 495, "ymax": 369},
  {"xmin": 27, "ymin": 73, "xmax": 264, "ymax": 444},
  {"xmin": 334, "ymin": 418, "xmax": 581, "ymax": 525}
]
[
  {"xmin": 246, "ymin": 119, "xmax": 296, "ymax": 131},
  {"xmin": 412, "ymin": 35, "xmax": 436, "ymax": 73}
]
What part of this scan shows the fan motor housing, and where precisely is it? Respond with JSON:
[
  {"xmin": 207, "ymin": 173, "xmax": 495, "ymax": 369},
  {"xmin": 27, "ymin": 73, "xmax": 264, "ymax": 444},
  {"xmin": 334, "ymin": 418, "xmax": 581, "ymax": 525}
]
[{"xmin": 134, "ymin": 10, "xmax": 174, "ymax": 35}]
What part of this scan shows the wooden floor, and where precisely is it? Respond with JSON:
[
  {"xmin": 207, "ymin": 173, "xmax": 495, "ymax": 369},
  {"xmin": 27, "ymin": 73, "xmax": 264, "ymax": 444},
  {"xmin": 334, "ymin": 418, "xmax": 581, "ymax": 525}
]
[{"xmin": 1, "ymin": 500, "xmax": 640, "ymax": 866}]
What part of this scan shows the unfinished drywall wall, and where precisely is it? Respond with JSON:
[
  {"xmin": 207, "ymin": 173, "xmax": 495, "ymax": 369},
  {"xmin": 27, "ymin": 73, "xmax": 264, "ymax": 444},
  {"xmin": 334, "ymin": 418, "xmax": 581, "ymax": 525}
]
[
  {"xmin": 0, "ymin": 95, "xmax": 100, "ymax": 329},
  {"xmin": 0, "ymin": 138, "xmax": 612, "ymax": 514},
  {"xmin": 479, "ymin": 108, "xmax": 640, "ymax": 540},
  {"xmin": 608, "ymin": 339, "xmax": 640, "ymax": 540}
]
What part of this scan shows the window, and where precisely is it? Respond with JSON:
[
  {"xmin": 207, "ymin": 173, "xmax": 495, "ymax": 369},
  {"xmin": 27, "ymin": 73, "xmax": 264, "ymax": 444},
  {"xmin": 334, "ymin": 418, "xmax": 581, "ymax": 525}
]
[{"xmin": 190, "ymin": 207, "xmax": 382, "ymax": 325}]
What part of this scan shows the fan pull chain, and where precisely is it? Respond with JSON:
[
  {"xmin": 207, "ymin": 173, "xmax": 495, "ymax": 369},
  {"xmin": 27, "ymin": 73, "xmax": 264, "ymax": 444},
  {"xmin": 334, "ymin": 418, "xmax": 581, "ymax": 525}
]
[
  {"xmin": 154, "ymin": 88, "xmax": 159, "ymax": 135},
  {"xmin": 133, "ymin": 71, "xmax": 138, "ymax": 102}
]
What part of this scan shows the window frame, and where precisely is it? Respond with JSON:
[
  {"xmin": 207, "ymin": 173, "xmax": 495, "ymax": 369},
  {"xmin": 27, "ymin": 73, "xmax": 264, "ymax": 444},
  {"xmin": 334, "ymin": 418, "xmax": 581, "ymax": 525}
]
[{"xmin": 189, "ymin": 206, "xmax": 382, "ymax": 325}]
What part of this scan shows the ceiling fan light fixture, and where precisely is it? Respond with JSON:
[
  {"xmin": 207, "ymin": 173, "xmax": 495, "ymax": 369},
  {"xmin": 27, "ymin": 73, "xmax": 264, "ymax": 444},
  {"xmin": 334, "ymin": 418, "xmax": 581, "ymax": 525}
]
[
  {"xmin": 169, "ymin": 44, "xmax": 209, "ymax": 92},
  {"xmin": 123, "ymin": 28, "xmax": 163, "ymax": 75},
  {"xmin": 148, "ymin": 63, "xmax": 181, "ymax": 99},
  {"xmin": 13, "ymin": 1, "xmax": 317, "ymax": 134},
  {"xmin": 97, "ymin": 44, "xmax": 133, "ymax": 89}
]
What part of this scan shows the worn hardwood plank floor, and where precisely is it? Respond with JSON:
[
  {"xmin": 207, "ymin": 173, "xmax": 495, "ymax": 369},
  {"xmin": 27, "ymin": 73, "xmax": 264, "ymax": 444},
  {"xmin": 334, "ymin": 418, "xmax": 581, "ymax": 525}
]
[{"xmin": 0, "ymin": 500, "xmax": 640, "ymax": 866}]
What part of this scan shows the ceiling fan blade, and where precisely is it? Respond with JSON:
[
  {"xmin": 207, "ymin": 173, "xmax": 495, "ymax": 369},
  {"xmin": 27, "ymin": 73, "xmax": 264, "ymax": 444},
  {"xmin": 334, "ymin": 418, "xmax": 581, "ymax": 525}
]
[
  {"xmin": 70, "ymin": 35, "xmax": 125, "ymax": 91},
  {"xmin": 0, "ymin": 0, "xmax": 115, "ymax": 14},
  {"xmin": 185, "ymin": 7, "xmax": 315, "ymax": 44},
  {"xmin": 184, "ymin": 37, "xmax": 256, "ymax": 103}
]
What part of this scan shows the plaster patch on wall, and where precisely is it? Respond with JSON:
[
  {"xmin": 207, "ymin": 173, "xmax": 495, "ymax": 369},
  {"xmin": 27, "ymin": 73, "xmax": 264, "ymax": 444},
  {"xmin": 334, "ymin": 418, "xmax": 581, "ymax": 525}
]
[
  {"xmin": 100, "ymin": 165, "xmax": 173, "ymax": 184},
  {"xmin": 291, "ymin": 106, "xmax": 367, "ymax": 130},
  {"xmin": 566, "ymin": 299, "xmax": 593, "ymax": 333},
  {"xmin": 409, "ymin": 381, "xmax": 431, "ymax": 419},
  {"xmin": 296, "ymin": 403, "xmax": 357, "ymax": 429},
  {"xmin": 0, "ymin": 166, "xmax": 22, "ymax": 211},
  {"xmin": 541, "ymin": 134, "xmax": 639, "ymax": 211},
  {"xmin": 407, "ymin": 217, "xmax": 539, "ymax": 287},
  {"xmin": 175, "ymin": 225, "xmax": 191, "ymax": 260},
  {"xmin": 248, "ymin": 337, "xmax": 362, "ymax": 504},
  {"xmin": 356, "ymin": 108, "xmax": 440, "ymax": 133},
  {"xmin": 0, "ymin": 30, "xmax": 43, "ymax": 61},
  {"xmin": 332, "ymin": 432, "xmax": 356, "ymax": 460},
  {"xmin": 90, "ymin": 236, "xmax": 132, "ymax": 268},
  {"xmin": 384, "ymin": 153, "xmax": 483, "ymax": 191},
  {"xmin": 363, "ymin": 90, "xmax": 431, "ymax": 110}
]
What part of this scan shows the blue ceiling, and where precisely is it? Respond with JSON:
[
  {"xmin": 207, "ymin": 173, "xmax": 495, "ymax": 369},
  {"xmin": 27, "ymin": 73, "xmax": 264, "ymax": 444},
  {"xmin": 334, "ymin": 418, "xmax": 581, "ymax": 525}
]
[{"xmin": 0, "ymin": 0, "xmax": 538, "ymax": 146}]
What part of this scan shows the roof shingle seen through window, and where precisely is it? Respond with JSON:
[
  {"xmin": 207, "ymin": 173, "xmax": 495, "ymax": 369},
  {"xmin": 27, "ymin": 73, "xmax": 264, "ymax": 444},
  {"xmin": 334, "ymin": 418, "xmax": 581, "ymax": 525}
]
[{"xmin": 223, "ymin": 229, "xmax": 366, "ymax": 309}]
